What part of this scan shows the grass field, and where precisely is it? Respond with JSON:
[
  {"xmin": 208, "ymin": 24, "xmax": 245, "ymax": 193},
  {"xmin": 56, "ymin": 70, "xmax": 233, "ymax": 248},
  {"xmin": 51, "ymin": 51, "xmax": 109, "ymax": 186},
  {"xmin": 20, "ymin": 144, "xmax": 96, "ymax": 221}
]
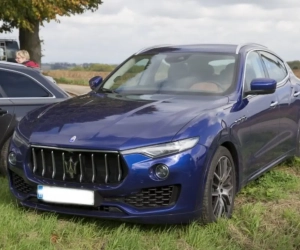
[
  {"xmin": 1, "ymin": 159, "xmax": 300, "ymax": 249},
  {"xmin": 44, "ymin": 70, "xmax": 111, "ymax": 85},
  {"xmin": 294, "ymin": 69, "xmax": 300, "ymax": 78}
]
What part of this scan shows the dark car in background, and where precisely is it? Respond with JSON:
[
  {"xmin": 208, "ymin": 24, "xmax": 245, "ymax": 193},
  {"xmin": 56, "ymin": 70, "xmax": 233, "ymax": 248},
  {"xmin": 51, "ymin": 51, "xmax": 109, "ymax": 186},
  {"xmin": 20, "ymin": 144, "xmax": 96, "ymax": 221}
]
[
  {"xmin": 7, "ymin": 43, "xmax": 300, "ymax": 224},
  {"xmin": 0, "ymin": 61, "xmax": 69, "ymax": 175}
]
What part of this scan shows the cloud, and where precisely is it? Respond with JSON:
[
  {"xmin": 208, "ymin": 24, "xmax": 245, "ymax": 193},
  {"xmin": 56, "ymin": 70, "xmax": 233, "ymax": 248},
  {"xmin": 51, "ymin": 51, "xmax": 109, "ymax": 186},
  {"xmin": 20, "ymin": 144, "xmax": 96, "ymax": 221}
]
[{"xmin": 2, "ymin": 0, "xmax": 300, "ymax": 63}]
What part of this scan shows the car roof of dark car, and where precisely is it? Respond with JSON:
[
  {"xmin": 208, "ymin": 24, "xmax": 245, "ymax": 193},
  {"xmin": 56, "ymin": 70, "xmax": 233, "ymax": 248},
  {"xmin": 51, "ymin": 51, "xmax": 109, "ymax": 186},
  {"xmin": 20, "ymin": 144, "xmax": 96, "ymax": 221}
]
[{"xmin": 136, "ymin": 43, "xmax": 268, "ymax": 55}]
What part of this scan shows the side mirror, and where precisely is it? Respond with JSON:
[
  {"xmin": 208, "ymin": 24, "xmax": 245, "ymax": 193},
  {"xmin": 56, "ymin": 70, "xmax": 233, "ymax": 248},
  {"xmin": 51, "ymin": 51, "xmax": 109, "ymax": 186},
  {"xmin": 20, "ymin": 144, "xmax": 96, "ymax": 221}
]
[
  {"xmin": 245, "ymin": 78, "xmax": 277, "ymax": 95},
  {"xmin": 89, "ymin": 76, "xmax": 103, "ymax": 90}
]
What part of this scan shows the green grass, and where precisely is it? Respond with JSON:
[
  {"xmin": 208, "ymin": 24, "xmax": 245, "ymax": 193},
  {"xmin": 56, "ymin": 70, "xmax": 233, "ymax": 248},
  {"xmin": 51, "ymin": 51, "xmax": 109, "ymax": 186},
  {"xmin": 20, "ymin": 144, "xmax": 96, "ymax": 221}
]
[
  {"xmin": 53, "ymin": 77, "xmax": 89, "ymax": 86},
  {"xmin": 1, "ymin": 161, "xmax": 300, "ymax": 250}
]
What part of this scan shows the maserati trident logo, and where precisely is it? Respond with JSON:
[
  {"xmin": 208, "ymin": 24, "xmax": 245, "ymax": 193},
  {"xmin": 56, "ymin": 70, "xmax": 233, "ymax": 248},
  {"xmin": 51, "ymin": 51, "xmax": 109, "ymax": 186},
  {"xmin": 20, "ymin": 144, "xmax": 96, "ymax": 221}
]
[
  {"xmin": 64, "ymin": 157, "xmax": 78, "ymax": 179},
  {"xmin": 69, "ymin": 136, "xmax": 76, "ymax": 143}
]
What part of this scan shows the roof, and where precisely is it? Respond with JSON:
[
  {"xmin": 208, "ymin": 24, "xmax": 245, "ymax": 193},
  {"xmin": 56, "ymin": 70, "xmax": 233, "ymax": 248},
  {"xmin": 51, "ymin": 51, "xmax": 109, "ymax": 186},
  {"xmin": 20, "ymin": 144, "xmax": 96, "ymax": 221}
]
[
  {"xmin": 0, "ymin": 61, "xmax": 25, "ymax": 68},
  {"xmin": 136, "ymin": 43, "xmax": 268, "ymax": 55}
]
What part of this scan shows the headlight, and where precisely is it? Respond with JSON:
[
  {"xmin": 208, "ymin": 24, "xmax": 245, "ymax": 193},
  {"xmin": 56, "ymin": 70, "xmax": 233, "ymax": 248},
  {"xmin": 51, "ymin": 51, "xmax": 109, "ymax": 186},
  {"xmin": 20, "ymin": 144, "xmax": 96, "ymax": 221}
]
[
  {"xmin": 12, "ymin": 130, "xmax": 29, "ymax": 147},
  {"xmin": 122, "ymin": 137, "xmax": 199, "ymax": 158}
]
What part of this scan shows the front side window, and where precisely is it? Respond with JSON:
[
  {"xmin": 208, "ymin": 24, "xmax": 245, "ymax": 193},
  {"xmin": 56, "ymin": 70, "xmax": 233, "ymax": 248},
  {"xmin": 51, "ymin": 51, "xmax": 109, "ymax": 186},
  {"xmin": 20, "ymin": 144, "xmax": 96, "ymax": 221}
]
[
  {"xmin": 0, "ymin": 70, "xmax": 51, "ymax": 98},
  {"xmin": 244, "ymin": 52, "xmax": 266, "ymax": 92},
  {"xmin": 101, "ymin": 52, "xmax": 238, "ymax": 95},
  {"xmin": 260, "ymin": 52, "xmax": 287, "ymax": 83}
]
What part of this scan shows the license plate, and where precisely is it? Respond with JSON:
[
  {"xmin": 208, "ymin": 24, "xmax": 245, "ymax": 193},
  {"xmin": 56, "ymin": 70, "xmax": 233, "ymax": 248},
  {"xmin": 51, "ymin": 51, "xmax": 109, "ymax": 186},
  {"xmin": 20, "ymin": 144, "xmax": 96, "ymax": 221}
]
[{"xmin": 37, "ymin": 185, "xmax": 95, "ymax": 206}]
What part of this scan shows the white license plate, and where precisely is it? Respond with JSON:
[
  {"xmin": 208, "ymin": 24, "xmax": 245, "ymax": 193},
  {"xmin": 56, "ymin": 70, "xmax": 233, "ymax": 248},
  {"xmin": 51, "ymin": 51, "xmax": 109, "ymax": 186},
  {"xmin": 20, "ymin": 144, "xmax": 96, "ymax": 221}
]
[{"xmin": 37, "ymin": 185, "xmax": 95, "ymax": 206}]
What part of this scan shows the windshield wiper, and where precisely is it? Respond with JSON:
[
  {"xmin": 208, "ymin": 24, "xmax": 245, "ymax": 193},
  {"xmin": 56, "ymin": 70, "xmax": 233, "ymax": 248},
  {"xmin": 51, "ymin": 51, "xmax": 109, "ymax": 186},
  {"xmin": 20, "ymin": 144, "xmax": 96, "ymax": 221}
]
[{"xmin": 99, "ymin": 88, "xmax": 117, "ymax": 94}]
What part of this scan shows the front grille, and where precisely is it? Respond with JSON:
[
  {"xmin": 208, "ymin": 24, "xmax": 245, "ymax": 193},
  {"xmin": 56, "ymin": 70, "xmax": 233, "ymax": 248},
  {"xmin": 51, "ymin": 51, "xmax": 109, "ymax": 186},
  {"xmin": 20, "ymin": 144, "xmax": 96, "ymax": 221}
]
[
  {"xmin": 31, "ymin": 147, "xmax": 128, "ymax": 184},
  {"xmin": 106, "ymin": 185, "xmax": 180, "ymax": 208},
  {"xmin": 11, "ymin": 172, "xmax": 35, "ymax": 194}
]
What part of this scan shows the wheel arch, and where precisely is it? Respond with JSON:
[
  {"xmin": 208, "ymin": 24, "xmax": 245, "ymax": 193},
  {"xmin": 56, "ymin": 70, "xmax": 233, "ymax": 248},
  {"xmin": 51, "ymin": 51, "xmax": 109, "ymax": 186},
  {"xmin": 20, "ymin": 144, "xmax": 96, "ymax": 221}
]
[{"xmin": 220, "ymin": 141, "xmax": 241, "ymax": 191}]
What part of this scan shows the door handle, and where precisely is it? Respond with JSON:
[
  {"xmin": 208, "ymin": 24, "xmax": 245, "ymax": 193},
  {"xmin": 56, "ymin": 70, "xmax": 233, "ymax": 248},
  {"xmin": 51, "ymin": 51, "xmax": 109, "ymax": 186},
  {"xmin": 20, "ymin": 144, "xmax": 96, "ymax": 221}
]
[
  {"xmin": 0, "ymin": 109, "xmax": 7, "ymax": 116},
  {"xmin": 294, "ymin": 91, "xmax": 300, "ymax": 97},
  {"xmin": 270, "ymin": 101, "xmax": 278, "ymax": 107}
]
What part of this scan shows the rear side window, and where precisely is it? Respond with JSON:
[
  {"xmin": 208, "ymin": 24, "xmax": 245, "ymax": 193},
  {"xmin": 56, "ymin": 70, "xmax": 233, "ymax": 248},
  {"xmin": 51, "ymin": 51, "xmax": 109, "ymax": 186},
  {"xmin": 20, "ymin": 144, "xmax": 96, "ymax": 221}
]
[
  {"xmin": 0, "ymin": 70, "xmax": 51, "ymax": 98},
  {"xmin": 260, "ymin": 52, "xmax": 287, "ymax": 82}
]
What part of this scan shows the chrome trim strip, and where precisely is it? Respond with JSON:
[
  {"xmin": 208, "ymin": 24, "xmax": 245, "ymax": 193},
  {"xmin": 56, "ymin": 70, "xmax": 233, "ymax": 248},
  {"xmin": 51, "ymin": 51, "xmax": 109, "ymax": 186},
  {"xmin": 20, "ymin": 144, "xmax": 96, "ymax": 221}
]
[
  {"xmin": 91, "ymin": 153, "xmax": 96, "ymax": 183},
  {"xmin": 236, "ymin": 43, "xmax": 267, "ymax": 54},
  {"xmin": 0, "ymin": 68, "xmax": 56, "ymax": 98},
  {"xmin": 79, "ymin": 154, "xmax": 83, "ymax": 183},
  {"xmin": 51, "ymin": 151, "xmax": 56, "ymax": 178},
  {"xmin": 62, "ymin": 152, "xmax": 66, "ymax": 181},
  {"xmin": 32, "ymin": 148, "xmax": 37, "ymax": 173},
  {"xmin": 41, "ymin": 149, "xmax": 46, "ymax": 176},
  {"xmin": 31, "ymin": 145, "xmax": 118, "ymax": 153},
  {"xmin": 104, "ymin": 154, "xmax": 109, "ymax": 184}
]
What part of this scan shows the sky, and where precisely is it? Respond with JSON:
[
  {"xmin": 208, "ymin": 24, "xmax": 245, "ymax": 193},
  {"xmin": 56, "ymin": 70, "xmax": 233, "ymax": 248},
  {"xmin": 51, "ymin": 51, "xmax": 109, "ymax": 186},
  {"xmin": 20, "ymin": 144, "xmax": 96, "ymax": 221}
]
[{"xmin": 2, "ymin": 0, "xmax": 300, "ymax": 64}]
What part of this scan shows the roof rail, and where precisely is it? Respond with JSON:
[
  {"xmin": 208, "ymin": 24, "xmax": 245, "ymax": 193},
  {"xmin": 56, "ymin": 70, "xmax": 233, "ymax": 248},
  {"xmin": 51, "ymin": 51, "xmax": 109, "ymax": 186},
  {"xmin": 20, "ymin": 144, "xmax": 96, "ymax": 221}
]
[
  {"xmin": 235, "ymin": 43, "xmax": 267, "ymax": 54},
  {"xmin": 135, "ymin": 44, "xmax": 172, "ymax": 55}
]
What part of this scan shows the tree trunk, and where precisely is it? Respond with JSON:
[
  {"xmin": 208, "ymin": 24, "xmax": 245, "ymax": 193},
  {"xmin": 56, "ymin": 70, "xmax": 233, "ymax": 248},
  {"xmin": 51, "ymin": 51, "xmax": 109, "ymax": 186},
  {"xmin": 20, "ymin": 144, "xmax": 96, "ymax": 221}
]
[{"xmin": 19, "ymin": 21, "xmax": 41, "ymax": 65}]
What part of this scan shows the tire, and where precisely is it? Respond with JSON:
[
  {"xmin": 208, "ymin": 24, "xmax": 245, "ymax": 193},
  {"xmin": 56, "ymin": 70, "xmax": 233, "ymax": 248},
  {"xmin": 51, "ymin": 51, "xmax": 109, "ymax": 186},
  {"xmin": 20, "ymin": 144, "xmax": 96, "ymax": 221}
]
[
  {"xmin": 200, "ymin": 146, "xmax": 236, "ymax": 224},
  {"xmin": 0, "ymin": 137, "xmax": 11, "ymax": 176}
]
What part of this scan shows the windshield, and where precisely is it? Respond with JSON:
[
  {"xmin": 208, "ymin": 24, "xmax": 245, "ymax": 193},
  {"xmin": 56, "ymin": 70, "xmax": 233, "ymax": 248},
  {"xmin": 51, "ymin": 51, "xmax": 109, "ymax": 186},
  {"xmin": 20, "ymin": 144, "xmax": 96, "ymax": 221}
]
[{"xmin": 101, "ymin": 52, "xmax": 238, "ymax": 95}]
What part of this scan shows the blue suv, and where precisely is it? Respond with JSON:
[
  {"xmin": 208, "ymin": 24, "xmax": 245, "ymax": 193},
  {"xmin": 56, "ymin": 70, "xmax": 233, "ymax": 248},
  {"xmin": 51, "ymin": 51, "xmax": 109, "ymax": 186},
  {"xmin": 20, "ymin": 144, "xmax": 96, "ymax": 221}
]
[{"xmin": 7, "ymin": 43, "xmax": 300, "ymax": 224}]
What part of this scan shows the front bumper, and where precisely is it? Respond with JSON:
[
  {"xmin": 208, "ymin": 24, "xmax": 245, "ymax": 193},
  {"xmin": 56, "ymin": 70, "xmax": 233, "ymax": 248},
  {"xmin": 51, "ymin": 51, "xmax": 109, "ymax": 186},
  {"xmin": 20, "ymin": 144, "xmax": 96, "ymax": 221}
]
[{"xmin": 8, "ymin": 142, "xmax": 208, "ymax": 224}]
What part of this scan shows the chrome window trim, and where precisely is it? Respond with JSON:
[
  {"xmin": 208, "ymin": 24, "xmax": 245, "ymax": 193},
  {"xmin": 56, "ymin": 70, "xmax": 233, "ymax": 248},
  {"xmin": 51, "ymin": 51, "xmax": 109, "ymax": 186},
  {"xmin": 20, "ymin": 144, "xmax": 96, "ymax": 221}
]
[
  {"xmin": 236, "ymin": 43, "xmax": 267, "ymax": 54},
  {"xmin": 31, "ymin": 144, "xmax": 119, "ymax": 153},
  {"xmin": 0, "ymin": 67, "xmax": 56, "ymax": 98},
  {"xmin": 242, "ymin": 48, "xmax": 289, "ymax": 99},
  {"xmin": 135, "ymin": 44, "xmax": 173, "ymax": 55}
]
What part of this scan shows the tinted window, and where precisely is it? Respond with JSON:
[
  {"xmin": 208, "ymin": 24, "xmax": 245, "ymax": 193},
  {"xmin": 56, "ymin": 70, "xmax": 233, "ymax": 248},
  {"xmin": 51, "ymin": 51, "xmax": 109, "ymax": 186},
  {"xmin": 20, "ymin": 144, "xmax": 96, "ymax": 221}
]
[
  {"xmin": 260, "ymin": 52, "xmax": 287, "ymax": 82},
  {"xmin": 244, "ymin": 52, "xmax": 265, "ymax": 92},
  {"xmin": 0, "ymin": 70, "xmax": 51, "ymax": 98}
]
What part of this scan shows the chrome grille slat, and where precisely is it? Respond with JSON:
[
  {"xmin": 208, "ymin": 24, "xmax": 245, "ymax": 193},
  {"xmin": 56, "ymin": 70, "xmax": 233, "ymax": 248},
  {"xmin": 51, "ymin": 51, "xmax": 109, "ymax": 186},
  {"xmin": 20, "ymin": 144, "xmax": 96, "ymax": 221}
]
[
  {"xmin": 51, "ymin": 151, "xmax": 56, "ymax": 179},
  {"xmin": 117, "ymin": 154, "xmax": 122, "ymax": 182},
  {"xmin": 31, "ymin": 147, "xmax": 126, "ymax": 184},
  {"xmin": 91, "ymin": 154, "xmax": 95, "ymax": 183},
  {"xmin": 104, "ymin": 154, "xmax": 108, "ymax": 184},
  {"xmin": 79, "ymin": 154, "xmax": 83, "ymax": 183},
  {"xmin": 62, "ymin": 152, "xmax": 66, "ymax": 181},
  {"xmin": 32, "ymin": 148, "xmax": 37, "ymax": 173},
  {"xmin": 41, "ymin": 149, "xmax": 46, "ymax": 177}
]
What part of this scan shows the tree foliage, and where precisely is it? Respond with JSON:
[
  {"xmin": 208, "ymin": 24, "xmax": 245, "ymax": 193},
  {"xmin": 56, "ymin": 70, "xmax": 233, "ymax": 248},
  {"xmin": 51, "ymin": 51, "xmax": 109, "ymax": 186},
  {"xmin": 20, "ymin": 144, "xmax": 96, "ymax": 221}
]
[
  {"xmin": 0, "ymin": 0, "xmax": 103, "ymax": 64},
  {"xmin": 0, "ymin": 0, "xmax": 103, "ymax": 32}
]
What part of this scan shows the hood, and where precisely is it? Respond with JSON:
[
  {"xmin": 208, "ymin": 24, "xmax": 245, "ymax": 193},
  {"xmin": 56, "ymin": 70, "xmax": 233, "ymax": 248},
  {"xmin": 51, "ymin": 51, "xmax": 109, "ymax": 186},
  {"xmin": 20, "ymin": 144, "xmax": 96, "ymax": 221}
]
[{"xmin": 19, "ymin": 92, "xmax": 228, "ymax": 150}]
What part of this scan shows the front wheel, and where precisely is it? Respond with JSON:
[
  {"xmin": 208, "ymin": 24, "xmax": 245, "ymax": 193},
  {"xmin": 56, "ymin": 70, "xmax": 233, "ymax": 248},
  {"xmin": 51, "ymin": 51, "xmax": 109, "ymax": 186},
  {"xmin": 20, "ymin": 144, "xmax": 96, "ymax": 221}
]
[{"xmin": 200, "ymin": 146, "xmax": 236, "ymax": 224}]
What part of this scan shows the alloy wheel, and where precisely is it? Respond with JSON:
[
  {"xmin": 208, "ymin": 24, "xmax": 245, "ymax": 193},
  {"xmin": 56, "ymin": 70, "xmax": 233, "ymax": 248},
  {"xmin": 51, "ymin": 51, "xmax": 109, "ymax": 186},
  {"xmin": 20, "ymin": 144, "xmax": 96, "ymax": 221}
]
[{"xmin": 211, "ymin": 156, "xmax": 234, "ymax": 218}]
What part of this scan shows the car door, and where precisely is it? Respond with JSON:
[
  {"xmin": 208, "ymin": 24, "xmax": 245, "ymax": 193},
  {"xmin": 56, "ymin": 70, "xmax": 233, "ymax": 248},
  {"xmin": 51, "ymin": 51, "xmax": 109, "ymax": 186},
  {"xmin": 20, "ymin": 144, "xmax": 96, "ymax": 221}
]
[
  {"xmin": 259, "ymin": 52, "xmax": 300, "ymax": 157},
  {"xmin": 0, "ymin": 69, "xmax": 60, "ymax": 123},
  {"xmin": 241, "ymin": 51, "xmax": 281, "ymax": 179}
]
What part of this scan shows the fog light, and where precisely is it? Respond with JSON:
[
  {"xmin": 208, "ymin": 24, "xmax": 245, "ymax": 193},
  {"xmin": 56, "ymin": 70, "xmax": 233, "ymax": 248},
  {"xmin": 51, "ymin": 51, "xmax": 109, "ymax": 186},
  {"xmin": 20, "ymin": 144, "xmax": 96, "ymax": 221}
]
[
  {"xmin": 155, "ymin": 164, "xmax": 169, "ymax": 180},
  {"xmin": 8, "ymin": 152, "xmax": 17, "ymax": 165}
]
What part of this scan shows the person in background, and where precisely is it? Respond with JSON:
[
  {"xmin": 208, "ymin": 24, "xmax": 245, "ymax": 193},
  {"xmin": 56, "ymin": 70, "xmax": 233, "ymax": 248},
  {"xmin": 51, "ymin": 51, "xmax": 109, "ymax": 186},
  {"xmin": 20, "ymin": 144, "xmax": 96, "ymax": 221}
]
[{"xmin": 15, "ymin": 50, "xmax": 40, "ymax": 69}]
